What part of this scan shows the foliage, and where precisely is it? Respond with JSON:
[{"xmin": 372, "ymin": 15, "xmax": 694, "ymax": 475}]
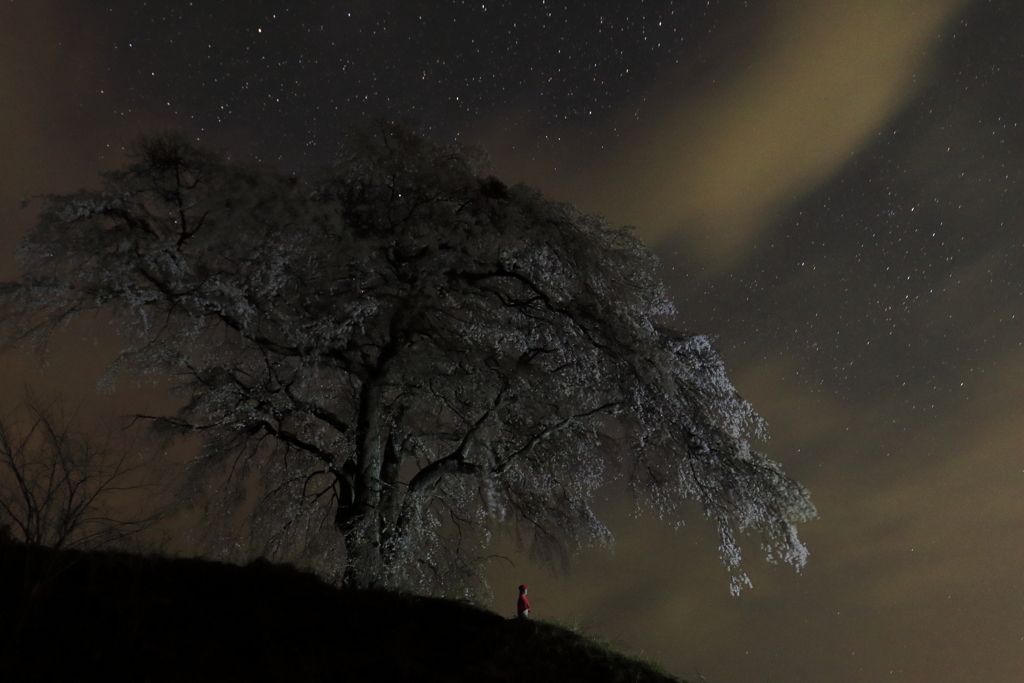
[{"xmin": 3, "ymin": 122, "xmax": 814, "ymax": 594}]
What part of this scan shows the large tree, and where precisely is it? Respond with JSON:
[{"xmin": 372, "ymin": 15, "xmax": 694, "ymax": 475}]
[{"xmin": 3, "ymin": 123, "xmax": 814, "ymax": 594}]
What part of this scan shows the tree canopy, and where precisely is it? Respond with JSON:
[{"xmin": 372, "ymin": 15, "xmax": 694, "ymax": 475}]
[{"xmin": 3, "ymin": 123, "xmax": 814, "ymax": 594}]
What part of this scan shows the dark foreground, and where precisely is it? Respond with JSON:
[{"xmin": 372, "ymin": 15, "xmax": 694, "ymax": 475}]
[{"xmin": 0, "ymin": 542, "xmax": 685, "ymax": 683}]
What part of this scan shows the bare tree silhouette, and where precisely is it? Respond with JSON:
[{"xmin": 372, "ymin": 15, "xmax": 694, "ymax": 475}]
[{"xmin": 0, "ymin": 392, "xmax": 162, "ymax": 551}]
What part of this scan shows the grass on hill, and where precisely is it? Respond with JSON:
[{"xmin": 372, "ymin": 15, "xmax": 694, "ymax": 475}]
[{"xmin": 0, "ymin": 540, "xmax": 689, "ymax": 683}]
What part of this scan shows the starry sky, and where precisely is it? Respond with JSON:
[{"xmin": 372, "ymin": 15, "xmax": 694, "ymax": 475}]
[{"xmin": 2, "ymin": 1, "xmax": 1022, "ymax": 682}]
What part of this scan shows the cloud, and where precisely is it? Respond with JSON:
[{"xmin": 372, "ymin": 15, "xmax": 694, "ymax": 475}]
[
  {"xmin": 617, "ymin": 0, "xmax": 974, "ymax": 262},
  {"xmin": 820, "ymin": 346, "xmax": 1024, "ymax": 603},
  {"xmin": 485, "ymin": 345, "xmax": 1023, "ymax": 681},
  {"xmin": 477, "ymin": 0, "xmax": 972, "ymax": 270}
]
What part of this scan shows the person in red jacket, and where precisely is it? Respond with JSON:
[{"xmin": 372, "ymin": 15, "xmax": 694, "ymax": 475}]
[{"xmin": 517, "ymin": 584, "xmax": 531, "ymax": 618}]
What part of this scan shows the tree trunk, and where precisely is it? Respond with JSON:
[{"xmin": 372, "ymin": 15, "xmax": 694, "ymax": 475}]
[
  {"xmin": 378, "ymin": 432, "xmax": 402, "ymax": 549},
  {"xmin": 353, "ymin": 377, "xmax": 385, "ymax": 516},
  {"xmin": 340, "ymin": 351, "xmax": 397, "ymax": 588},
  {"xmin": 341, "ymin": 434, "xmax": 404, "ymax": 589},
  {"xmin": 342, "ymin": 525, "xmax": 382, "ymax": 589}
]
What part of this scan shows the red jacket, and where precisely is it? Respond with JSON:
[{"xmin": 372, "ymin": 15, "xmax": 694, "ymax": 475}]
[{"xmin": 517, "ymin": 594, "xmax": 531, "ymax": 617}]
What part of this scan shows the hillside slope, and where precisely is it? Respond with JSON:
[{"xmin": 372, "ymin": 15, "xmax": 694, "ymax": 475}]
[{"xmin": 0, "ymin": 542, "xmax": 686, "ymax": 683}]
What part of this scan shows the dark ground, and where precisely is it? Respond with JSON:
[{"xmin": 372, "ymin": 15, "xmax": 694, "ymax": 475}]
[{"xmin": 0, "ymin": 541, "xmax": 686, "ymax": 683}]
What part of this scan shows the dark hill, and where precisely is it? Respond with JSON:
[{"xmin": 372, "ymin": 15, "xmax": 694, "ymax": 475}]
[{"xmin": 0, "ymin": 541, "xmax": 687, "ymax": 683}]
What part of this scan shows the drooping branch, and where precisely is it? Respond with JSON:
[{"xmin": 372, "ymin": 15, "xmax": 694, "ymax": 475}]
[{"xmin": 493, "ymin": 401, "xmax": 621, "ymax": 475}]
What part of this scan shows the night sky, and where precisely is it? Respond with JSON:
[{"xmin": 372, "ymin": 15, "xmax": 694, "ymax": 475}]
[{"xmin": 2, "ymin": 1, "xmax": 1023, "ymax": 682}]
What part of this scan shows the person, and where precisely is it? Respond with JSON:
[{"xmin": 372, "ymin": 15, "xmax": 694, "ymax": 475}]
[{"xmin": 517, "ymin": 584, "xmax": 531, "ymax": 618}]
